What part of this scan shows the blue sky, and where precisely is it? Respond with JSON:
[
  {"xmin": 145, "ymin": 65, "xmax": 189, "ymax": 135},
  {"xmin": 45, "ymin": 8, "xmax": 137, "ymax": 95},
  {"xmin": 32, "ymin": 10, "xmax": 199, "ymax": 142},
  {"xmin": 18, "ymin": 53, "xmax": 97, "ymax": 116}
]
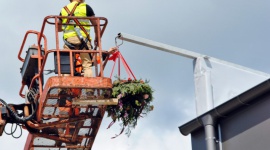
[{"xmin": 0, "ymin": 0, "xmax": 270, "ymax": 150}]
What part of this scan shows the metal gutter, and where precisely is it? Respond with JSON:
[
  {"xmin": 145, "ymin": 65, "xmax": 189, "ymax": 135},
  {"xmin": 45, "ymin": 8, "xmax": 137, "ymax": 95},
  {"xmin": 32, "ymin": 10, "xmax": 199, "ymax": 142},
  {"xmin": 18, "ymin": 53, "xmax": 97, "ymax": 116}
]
[{"xmin": 179, "ymin": 79, "xmax": 270, "ymax": 136}]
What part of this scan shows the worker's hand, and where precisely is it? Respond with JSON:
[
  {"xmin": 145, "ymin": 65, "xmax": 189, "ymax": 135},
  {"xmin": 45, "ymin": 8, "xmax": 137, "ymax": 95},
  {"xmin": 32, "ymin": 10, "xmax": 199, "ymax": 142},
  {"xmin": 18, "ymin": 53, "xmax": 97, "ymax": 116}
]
[{"xmin": 108, "ymin": 47, "xmax": 118, "ymax": 54}]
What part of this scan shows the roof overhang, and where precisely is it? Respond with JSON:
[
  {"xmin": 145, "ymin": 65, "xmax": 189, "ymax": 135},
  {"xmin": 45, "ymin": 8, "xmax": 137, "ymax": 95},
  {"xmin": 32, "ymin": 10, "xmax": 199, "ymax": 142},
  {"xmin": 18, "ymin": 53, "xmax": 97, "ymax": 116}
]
[{"xmin": 179, "ymin": 79, "xmax": 270, "ymax": 136}]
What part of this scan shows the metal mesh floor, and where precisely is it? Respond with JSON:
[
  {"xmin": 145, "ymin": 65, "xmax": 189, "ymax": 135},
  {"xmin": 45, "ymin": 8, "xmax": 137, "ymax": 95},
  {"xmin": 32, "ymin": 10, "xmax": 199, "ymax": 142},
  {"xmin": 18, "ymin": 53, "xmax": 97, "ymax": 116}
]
[{"xmin": 29, "ymin": 88, "xmax": 106, "ymax": 149}]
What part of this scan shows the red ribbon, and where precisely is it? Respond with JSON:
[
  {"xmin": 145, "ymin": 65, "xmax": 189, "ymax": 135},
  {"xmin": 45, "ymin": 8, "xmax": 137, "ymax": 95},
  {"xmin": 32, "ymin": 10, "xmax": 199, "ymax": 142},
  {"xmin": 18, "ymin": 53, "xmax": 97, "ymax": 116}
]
[
  {"xmin": 108, "ymin": 51, "xmax": 119, "ymax": 62},
  {"xmin": 109, "ymin": 51, "xmax": 136, "ymax": 80}
]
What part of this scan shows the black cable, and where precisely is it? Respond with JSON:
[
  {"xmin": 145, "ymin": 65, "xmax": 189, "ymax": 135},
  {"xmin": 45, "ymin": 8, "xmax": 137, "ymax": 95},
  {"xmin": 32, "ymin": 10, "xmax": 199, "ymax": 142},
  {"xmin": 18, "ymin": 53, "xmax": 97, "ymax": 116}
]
[
  {"xmin": 0, "ymin": 95, "xmax": 37, "ymax": 139},
  {"xmin": 4, "ymin": 123, "xmax": 17, "ymax": 135},
  {"xmin": 0, "ymin": 98, "xmax": 37, "ymax": 123},
  {"xmin": 3, "ymin": 123, "xmax": 22, "ymax": 139},
  {"xmin": 11, "ymin": 123, "xmax": 22, "ymax": 139}
]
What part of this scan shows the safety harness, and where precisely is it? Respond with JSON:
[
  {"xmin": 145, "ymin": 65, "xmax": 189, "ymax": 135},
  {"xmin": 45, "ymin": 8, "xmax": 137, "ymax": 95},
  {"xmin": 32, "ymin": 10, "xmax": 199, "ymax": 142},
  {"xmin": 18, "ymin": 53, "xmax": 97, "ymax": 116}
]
[
  {"xmin": 62, "ymin": 2, "xmax": 91, "ymax": 50},
  {"xmin": 62, "ymin": 2, "xmax": 97, "ymax": 75}
]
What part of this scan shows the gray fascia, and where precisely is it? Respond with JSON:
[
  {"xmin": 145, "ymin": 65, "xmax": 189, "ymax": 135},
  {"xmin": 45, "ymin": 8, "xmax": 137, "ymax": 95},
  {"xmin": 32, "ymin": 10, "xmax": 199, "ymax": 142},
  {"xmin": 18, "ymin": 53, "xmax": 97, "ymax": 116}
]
[{"xmin": 179, "ymin": 79, "xmax": 270, "ymax": 136}]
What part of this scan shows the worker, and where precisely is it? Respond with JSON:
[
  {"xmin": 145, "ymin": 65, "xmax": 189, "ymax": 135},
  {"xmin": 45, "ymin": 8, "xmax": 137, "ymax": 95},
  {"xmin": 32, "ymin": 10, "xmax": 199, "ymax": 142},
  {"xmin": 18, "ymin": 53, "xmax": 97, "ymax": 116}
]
[
  {"xmin": 58, "ymin": 0, "xmax": 97, "ymax": 79},
  {"xmin": 58, "ymin": 0, "xmax": 118, "ymax": 97}
]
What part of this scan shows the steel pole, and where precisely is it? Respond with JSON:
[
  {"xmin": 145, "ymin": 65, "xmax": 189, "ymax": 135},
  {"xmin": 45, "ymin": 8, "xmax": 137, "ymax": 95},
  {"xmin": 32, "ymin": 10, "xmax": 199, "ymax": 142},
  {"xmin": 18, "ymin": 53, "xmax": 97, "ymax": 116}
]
[{"xmin": 117, "ymin": 32, "xmax": 204, "ymax": 59}]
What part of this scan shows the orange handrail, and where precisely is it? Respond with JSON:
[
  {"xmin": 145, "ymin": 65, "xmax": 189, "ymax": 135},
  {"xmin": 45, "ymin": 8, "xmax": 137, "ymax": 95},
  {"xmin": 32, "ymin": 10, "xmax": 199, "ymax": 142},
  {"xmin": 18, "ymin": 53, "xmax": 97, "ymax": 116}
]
[{"xmin": 18, "ymin": 15, "xmax": 109, "ymax": 98}]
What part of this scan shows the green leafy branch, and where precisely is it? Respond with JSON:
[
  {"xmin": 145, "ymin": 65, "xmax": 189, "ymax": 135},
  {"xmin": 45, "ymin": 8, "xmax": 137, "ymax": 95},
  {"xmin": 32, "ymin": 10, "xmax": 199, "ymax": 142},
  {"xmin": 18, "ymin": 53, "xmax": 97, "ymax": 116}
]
[{"xmin": 106, "ymin": 78, "xmax": 154, "ymax": 137}]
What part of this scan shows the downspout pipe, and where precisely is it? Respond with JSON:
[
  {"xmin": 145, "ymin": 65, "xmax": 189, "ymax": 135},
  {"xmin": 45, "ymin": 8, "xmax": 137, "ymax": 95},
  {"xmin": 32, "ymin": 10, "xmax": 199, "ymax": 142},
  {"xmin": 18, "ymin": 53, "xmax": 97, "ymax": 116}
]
[{"xmin": 201, "ymin": 114, "xmax": 217, "ymax": 150}]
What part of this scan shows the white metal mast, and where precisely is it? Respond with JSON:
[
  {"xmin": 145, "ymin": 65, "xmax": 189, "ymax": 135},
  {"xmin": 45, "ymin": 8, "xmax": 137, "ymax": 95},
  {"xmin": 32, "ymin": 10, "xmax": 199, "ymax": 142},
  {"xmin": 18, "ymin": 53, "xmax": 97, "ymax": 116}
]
[
  {"xmin": 117, "ymin": 32, "xmax": 270, "ymax": 150},
  {"xmin": 117, "ymin": 32, "xmax": 270, "ymax": 116}
]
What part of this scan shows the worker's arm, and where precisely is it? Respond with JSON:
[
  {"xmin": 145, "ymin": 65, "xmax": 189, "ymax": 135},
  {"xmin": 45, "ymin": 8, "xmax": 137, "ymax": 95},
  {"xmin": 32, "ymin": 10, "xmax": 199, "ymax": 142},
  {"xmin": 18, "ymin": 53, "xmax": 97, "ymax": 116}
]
[
  {"xmin": 101, "ymin": 47, "xmax": 119, "ymax": 60},
  {"xmin": 108, "ymin": 47, "xmax": 118, "ymax": 54}
]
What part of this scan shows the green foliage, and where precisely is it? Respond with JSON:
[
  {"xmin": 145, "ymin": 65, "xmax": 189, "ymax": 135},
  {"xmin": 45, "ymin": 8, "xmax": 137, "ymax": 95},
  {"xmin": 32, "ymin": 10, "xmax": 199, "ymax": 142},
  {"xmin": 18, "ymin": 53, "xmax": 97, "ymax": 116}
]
[{"xmin": 106, "ymin": 78, "xmax": 154, "ymax": 137}]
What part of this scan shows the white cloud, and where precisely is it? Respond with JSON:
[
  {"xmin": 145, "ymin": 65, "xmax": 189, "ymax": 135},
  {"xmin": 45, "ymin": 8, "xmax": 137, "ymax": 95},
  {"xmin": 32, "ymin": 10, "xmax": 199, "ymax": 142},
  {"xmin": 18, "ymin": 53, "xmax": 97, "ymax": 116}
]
[{"xmin": 94, "ymin": 119, "xmax": 192, "ymax": 150}]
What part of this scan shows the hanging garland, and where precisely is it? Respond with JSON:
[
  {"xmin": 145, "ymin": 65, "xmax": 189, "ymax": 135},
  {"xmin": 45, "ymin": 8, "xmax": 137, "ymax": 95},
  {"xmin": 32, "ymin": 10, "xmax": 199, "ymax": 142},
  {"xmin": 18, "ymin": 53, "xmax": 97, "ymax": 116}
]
[{"xmin": 106, "ymin": 78, "xmax": 154, "ymax": 138}]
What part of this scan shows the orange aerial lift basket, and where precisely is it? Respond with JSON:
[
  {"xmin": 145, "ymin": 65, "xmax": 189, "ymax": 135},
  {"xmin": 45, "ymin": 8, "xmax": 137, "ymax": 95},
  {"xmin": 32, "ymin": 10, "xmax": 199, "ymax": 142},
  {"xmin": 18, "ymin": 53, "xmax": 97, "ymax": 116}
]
[{"xmin": 14, "ymin": 15, "xmax": 118, "ymax": 150}]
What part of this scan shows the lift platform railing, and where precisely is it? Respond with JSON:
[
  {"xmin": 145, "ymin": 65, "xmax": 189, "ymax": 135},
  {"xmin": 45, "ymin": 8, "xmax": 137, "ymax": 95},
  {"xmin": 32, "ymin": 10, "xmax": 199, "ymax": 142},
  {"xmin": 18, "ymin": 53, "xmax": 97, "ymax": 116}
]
[
  {"xmin": 18, "ymin": 31, "xmax": 47, "ymax": 98},
  {"xmin": 18, "ymin": 15, "xmax": 109, "ymax": 98},
  {"xmin": 16, "ymin": 16, "xmax": 116, "ymax": 150}
]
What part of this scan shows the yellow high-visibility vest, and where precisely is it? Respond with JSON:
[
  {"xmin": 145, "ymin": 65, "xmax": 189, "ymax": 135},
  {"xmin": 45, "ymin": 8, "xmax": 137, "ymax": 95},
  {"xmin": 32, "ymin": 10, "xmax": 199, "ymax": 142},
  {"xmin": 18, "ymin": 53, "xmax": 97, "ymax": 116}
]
[{"xmin": 61, "ymin": 2, "xmax": 91, "ymax": 40}]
